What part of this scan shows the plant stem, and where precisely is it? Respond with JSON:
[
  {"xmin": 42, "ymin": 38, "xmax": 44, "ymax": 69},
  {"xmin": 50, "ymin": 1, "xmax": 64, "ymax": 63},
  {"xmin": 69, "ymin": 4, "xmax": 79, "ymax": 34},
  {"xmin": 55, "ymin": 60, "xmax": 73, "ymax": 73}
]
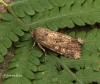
[{"xmin": 0, "ymin": 0, "xmax": 8, "ymax": 6}]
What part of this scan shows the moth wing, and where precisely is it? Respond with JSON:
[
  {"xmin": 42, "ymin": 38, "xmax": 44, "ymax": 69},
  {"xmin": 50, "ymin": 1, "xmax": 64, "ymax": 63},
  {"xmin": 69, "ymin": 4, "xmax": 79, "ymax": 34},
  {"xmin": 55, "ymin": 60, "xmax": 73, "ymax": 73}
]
[{"xmin": 37, "ymin": 30, "xmax": 82, "ymax": 59}]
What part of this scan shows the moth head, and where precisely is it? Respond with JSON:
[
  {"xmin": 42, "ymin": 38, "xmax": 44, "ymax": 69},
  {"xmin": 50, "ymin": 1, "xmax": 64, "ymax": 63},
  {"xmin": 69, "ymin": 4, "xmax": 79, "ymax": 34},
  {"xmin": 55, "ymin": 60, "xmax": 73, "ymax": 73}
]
[
  {"xmin": 30, "ymin": 28, "xmax": 47, "ymax": 40},
  {"xmin": 31, "ymin": 31, "xmax": 35, "ymax": 39}
]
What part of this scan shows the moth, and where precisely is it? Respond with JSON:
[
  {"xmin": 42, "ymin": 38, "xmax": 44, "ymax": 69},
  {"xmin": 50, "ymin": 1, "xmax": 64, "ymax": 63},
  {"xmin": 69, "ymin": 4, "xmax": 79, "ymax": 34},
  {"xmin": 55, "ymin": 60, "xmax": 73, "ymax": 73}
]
[{"xmin": 31, "ymin": 27, "xmax": 84, "ymax": 59}]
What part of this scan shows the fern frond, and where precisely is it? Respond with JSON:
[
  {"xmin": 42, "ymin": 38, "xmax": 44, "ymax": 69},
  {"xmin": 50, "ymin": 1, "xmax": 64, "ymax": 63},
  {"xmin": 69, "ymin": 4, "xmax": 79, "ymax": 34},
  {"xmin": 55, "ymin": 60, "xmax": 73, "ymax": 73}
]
[
  {"xmin": 3, "ymin": 0, "xmax": 100, "ymax": 31},
  {"xmin": 9, "ymin": 0, "xmax": 45, "ymax": 17},
  {"xmin": 51, "ymin": 28, "xmax": 100, "ymax": 84},
  {"xmin": 2, "ymin": 38, "xmax": 43, "ymax": 84},
  {"xmin": 1, "ymin": 0, "xmax": 100, "ymax": 84},
  {"xmin": 52, "ymin": 70, "xmax": 75, "ymax": 84},
  {"xmin": 0, "ymin": 13, "xmax": 28, "ymax": 62},
  {"xmin": 60, "ymin": 29, "xmax": 100, "ymax": 71},
  {"xmin": 60, "ymin": 54, "xmax": 99, "ymax": 71},
  {"xmin": 0, "ymin": 13, "xmax": 14, "ymax": 21},
  {"xmin": 1, "ymin": 0, "xmax": 100, "ymax": 62},
  {"xmin": 28, "ymin": 0, "xmax": 100, "ymax": 30},
  {"xmin": 8, "ymin": 0, "xmax": 72, "ymax": 17},
  {"xmin": 76, "ymin": 68, "xmax": 100, "ymax": 83},
  {"xmin": 33, "ymin": 54, "xmax": 59, "ymax": 84},
  {"xmin": 52, "ymin": 68, "xmax": 100, "ymax": 84},
  {"xmin": 3, "ymin": 28, "xmax": 100, "ymax": 84}
]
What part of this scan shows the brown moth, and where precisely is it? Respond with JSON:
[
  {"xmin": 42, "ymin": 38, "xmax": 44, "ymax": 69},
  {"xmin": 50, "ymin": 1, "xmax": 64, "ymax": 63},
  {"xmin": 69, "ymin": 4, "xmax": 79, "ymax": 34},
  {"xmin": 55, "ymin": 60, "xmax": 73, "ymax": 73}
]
[{"xmin": 31, "ymin": 27, "xmax": 84, "ymax": 59}]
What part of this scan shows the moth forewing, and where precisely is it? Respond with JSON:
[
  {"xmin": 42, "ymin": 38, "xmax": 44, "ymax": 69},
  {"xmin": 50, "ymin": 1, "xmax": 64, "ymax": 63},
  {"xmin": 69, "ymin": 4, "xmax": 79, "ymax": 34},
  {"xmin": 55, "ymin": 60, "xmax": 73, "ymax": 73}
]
[{"xmin": 31, "ymin": 27, "xmax": 84, "ymax": 59}]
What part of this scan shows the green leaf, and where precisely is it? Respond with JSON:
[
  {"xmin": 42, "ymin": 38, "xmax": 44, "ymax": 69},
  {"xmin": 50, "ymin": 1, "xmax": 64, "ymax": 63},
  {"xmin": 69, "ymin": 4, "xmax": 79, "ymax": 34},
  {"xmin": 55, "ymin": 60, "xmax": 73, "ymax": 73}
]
[
  {"xmin": 28, "ymin": 0, "xmax": 100, "ymax": 30},
  {"xmin": 19, "ymin": 33, "xmax": 31, "ymax": 41},
  {"xmin": 0, "ymin": 13, "xmax": 14, "ymax": 21},
  {"xmin": 0, "ymin": 42, "xmax": 7, "ymax": 55},
  {"xmin": 4, "ymin": 0, "xmax": 100, "ymax": 31},
  {"xmin": 33, "ymin": 55, "xmax": 59, "ymax": 84},
  {"xmin": 2, "ymin": 77, "xmax": 32, "ymax": 84},
  {"xmin": 0, "ymin": 20, "xmax": 28, "ymax": 62},
  {"xmin": 0, "ymin": 54, "xmax": 4, "ymax": 62},
  {"xmin": 39, "ymin": 0, "xmax": 53, "ymax": 9},
  {"xmin": 0, "ymin": 37, "xmax": 12, "ymax": 48},
  {"xmin": 24, "ymin": 68, "xmax": 35, "ymax": 79},
  {"xmin": 52, "ymin": 70, "xmax": 74, "ymax": 84},
  {"xmin": 3, "ymin": 40, "xmax": 43, "ymax": 84},
  {"xmin": 76, "ymin": 68, "xmax": 100, "ymax": 84}
]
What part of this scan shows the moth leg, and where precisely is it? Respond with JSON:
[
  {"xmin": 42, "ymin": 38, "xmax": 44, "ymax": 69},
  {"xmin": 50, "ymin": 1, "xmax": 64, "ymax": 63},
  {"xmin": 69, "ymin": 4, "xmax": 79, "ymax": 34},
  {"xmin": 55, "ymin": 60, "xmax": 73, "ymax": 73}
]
[
  {"xmin": 37, "ymin": 43, "xmax": 46, "ymax": 55},
  {"xmin": 37, "ymin": 43, "xmax": 47, "ymax": 62},
  {"xmin": 27, "ymin": 42, "xmax": 36, "ymax": 51}
]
